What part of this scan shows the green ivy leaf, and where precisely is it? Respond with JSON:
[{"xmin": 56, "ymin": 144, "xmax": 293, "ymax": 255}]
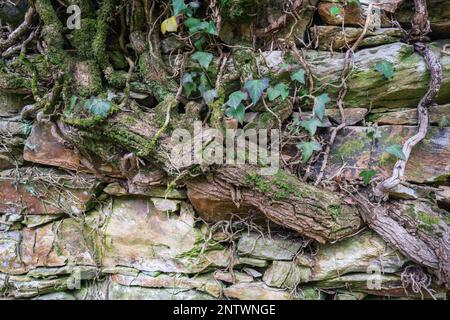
[
  {"xmin": 184, "ymin": 17, "xmax": 202, "ymax": 32},
  {"xmin": 86, "ymin": 97, "xmax": 112, "ymax": 117},
  {"xmin": 191, "ymin": 51, "xmax": 213, "ymax": 69},
  {"xmin": 173, "ymin": 0, "xmax": 188, "ymax": 15},
  {"xmin": 202, "ymin": 89, "xmax": 218, "ymax": 105},
  {"xmin": 300, "ymin": 118, "xmax": 323, "ymax": 136},
  {"xmin": 313, "ymin": 93, "xmax": 331, "ymax": 121},
  {"xmin": 298, "ymin": 141, "xmax": 321, "ymax": 163},
  {"xmin": 267, "ymin": 83, "xmax": 289, "ymax": 101},
  {"xmin": 226, "ymin": 91, "xmax": 248, "ymax": 108},
  {"xmin": 375, "ymin": 60, "xmax": 395, "ymax": 80},
  {"xmin": 182, "ymin": 73, "xmax": 197, "ymax": 97},
  {"xmin": 290, "ymin": 69, "xmax": 305, "ymax": 84},
  {"xmin": 385, "ymin": 144, "xmax": 406, "ymax": 160},
  {"xmin": 194, "ymin": 36, "xmax": 206, "ymax": 51},
  {"xmin": 329, "ymin": 5, "xmax": 342, "ymax": 17},
  {"xmin": 226, "ymin": 104, "xmax": 245, "ymax": 124},
  {"xmin": 244, "ymin": 78, "xmax": 269, "ymax": 105},
  {"xmin": 359, "ymin": 169, "xmax": 377, "ymax": 186},
  {"xmin": 348, "ymin": 0, "xmax": 360, "ymax": 5},
  {"xmin": 204, "ymin": 21, "xmax": 218, "ymax": 36}
]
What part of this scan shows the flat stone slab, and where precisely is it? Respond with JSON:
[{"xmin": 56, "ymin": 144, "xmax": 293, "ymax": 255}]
[{"xmin": 318, "ymin": 126, "xmax": 450, "ymax": 184}]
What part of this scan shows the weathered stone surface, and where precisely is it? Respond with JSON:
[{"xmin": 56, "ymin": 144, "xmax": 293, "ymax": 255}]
[
  {"xmin": 368, "ymin": 104, "xmax": 450, "ymax": 125},
  {"xmin": 0, "ymin": 167, "xmax": 101, "ymax": 215},
  {"xmin": 263, "ymin": 261, "xmax": 311, "ymax": 289},
  {"xmin": 0, "ymin": 118, "xmax": 26, "ymax": 170},
  {"xmin": 317, "ymin": 0, "xmax": 398, "ymax": 27},
  {"xmin": 397, "ymin": 0, "xmax": 450, "ymax": 37},
  {"xmin": 307, "ymin": 231, "xmax": 408, "ymax": 282},
  {"xmin": 223, "ymin": 282, "xmax": 294, "ymax": 300},
  {"xmin": 214, "ymin": 270, "xmax": 254, "ymax": 284},
  {"xmin": 315, "ymin": 273, "xmax": 446, "ymax": 298},
  {"xmin": 0, "ymin": 219, "xmax": 96, "ymax": 275},
  {"xmin": 96, "ymin": 197, "xmax": 230, "ymax": 273},
  {"xmin": 107, "ymin": 281, "xmax": 215, "ymax": 300},
  {"xmin": 237, "ymin": 232, "xmax": 303, "ymax": 261},
  {"xmin": 320, "ymin": 126, "xmax": 450, "ymax": 184},
  {"xmin": 111, "ymin": 273, "xmax": 221, "ymax": 298},
  {"xmin": 23, "ymin": 122, "xmax": 119, "ymax": 175},
  {"xmin": 0, "ymin": 92, "xmax": 28, "ymax": 116},
  {"xmin": 104, "ymin": 183, "xmax": 187, "ymax": 199},
  {"xmin": 436, "ymin": 186, "xmax": 450, "ymax": 211},
  {"xmin": 305, "ymin": 42, "xmax": 450, "ymax": 109},
  {"xmin": 311, "ymin": 26, "xmax": 401, "ymax": 51}
]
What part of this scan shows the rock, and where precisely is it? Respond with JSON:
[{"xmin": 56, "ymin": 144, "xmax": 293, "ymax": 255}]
[
  {"xmin": 213, "ymin": 270, "xmax": 254, "ymax": 284},
  {"xmin": 33, "ymin": 292, "xmax": 77, "ymax": 300},
  {"xmin": 104, "ymin": 185, "xmax": 187, "ymax": 199},
  {"xmin": 0, "ymin": 167, "xmax": 101, "ymax": 215},
  {"xmin": 335, "ymin": 292, "xmax": 367, "ymax": 300},
  {"xmin": 97, "ymin": 197, "xmax": 230, "ymax": 273},
  {"xmin": 315, "ymin": 273, "xmax": 446, "ymax": 298},
  {"xmin": 237, "ymin": 232, "xmax": 303, "ymax": 261},
  {"xmin": 263, "ymin": 261, "xmax": 311, "ymax": 289},
  {"xmin": 111, "ymin": 273, "xmax": 221, "ymax": 298},
  {"xmin": 223, "ymin": 282, "xmax": 294, "ymax": 300},
  {"xmin": 308, "ymin": 231, "xmax": 408, "ymax": 282},
  {"xmin": 319, "ymin": 126, "xmax": 450, "ymax": 184},
  {"xmin": 0, "ymin": 92, "xmax": 31, "ymax": 116},
  {"xmin": 23, "ymin": 122, "xmax": 119, "ymax": 175},
  {"xmin": 22, "ymin": 214, "xmax": 64, "ymax": 228},
  {"xmin": 368, "ymin": 104, "xmax": 450, "ymax": 125},
  {"xmin": 237, "ymin": 257, "xmax": 269, "ymax": 268},
  {"xmin": 388, "ymin": 184, "xmax": 419, "ymax": 200},
  {"xmin": 23, "ymin": 122, "xmax": 82, "ymax": 171},
  {"xmin": 0, "ymin": 118, "xmax": 26, "ymax": 170},
  {"xmin": 107, "ymin": 281, "xmax": 214, "ymax": 300},
  {"xmin": 150, "ymin": 198, "xmax": 180, "ymax": 212},
  {"xmin": 303, "ymin": 41, "xmax": 450, "ymax": 109},
  {"xmin": 436, "ymin": 186, "xmax": 450, "ymax": 211},
  {"xmin": 243, "ymin": 268, "xmax": 263, "ymax": 278},
  {"xmin": 0, "ymin": 218, "xmax": 97, "ymax": 275},
  {"xmin": 311, "ymin": 26, "xmax": 401, "ymax": 50}
]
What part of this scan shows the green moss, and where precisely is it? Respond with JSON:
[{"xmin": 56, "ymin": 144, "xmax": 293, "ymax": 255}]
[
  {"xmin": 417, "ymin": 211, "xmax": 440, "ymax": 225},
  {"xmin": 245, "ymin": 170, "xmax": 302, "ymax": 200},
  {"xmin": 245, "ymin": 172, "xmax": 271, "ymax": 193},
  {"xmin": 336, "ymin": 139, "xmax": 365, "ymax": 158},
  {"xmin": 68, "ymin": 18, "xmax": 97, "ymax": 59},
  {"xmin": 328, "ymin": 205, "xmax": 341, "ymax": 221}
]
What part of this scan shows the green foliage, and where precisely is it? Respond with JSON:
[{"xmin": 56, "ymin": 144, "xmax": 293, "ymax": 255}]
[
  {"xmin": 375, "ymin": 60, "xmax": 395, "ymax": 80},
  {"xmin": 83, "ymin": 96, "xmax": 113, "ymax": 117},
  {"xmin": 173, "ymin": 0, "xmax": 189, "ymax": 15},
  {"xmin": 300, "ymin": 118, "xmax": 323, "ymax": 136},
  {"xmin": 359, "ymin": 169, "xmax": 377, "ymax": 185},
  {"xmin": 385, "ymin": 144, "xmax": 406, "ymax": 160},
  {"xmin": 290, "ymin": 69, "xmax": 306, "ymax": 84},
  {"xmin": 184, "ymin": 18, "xmax": 218, "ymax": 35},
  {"xmin": 182, "ymin": 72, "xmax": 197, "ymax": 97},
  {"xmin": 202, "ymin": 89, "xmax": 218, "ymax": 105},
  {"xmin": 313, "ymin": 93, "xmax": 331, "ymax": 121},
  {"xmin": 191, "ymin": 51, "xmax": 214, "ymax": 69},
  {"xmin": 226, "ymin": 103, "xmax": 245, "ymax": 124},
  {"xmin": 267, "ymin": 83, "xmax": 289, "ymax": 101},
  {"xmin": 244, "ymin": 78, "xmax": 269, "ymax": 104},
  {"xmin": 329, "ymin": 5, "xmax": 341, "ymax": 17},
  {"xmin": 298, "ymin": 141, "xmax": 321, "ymax": 163}
]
